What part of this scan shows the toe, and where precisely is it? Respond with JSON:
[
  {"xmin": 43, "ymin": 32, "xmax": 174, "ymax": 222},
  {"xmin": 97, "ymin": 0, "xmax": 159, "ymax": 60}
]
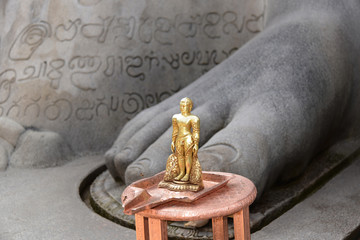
[
  {"xmin": 125, "ymin": 128, "xmax": 172, "ymax": 184},
  {"xmin": 198, "ymin": 89, "xmax": 324, "ymax": 196},
  {"xmin": 105, "ymin": 100, "xmax": 175, "ymax": 159},
  {"xmin": 110, "ymin": 107, "xmax": 178, "ymax": 181},
  {"xmin": 199, "ymin": 123, "xmax": 270, "ymax": 196}
]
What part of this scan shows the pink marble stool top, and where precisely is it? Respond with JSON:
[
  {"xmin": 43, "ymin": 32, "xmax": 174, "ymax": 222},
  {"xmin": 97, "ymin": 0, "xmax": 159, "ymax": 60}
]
[{"xmin": 123, "ymin": 171, "xmax": 257, "ymax": 221}]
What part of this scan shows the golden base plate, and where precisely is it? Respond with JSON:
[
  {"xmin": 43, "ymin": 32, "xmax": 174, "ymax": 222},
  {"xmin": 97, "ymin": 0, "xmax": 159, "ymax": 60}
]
[
  {"xmin": 159, "ymin": 180, "xmax": 203, "ymax": 192},
  {"xmin": 172, "ymin": 180, "xmax": 189, "ymax": 185}
]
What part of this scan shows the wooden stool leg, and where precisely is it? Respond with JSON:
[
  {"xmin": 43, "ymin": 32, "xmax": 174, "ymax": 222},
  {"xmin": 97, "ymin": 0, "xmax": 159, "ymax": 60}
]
[
  {"xmin": 234, "ymin": 207, "xmax": 250, "ymax": 240},
  {"xmin": 212, "ymin": 216, "xmax": 229, "ymax": 240},
  {"xmin": 148, "ymin": 218, "xmax": 168, "ymax": 240},
  {"xmin": 135, "ymin": 214, "xmax": 149, "ymax": 240}
]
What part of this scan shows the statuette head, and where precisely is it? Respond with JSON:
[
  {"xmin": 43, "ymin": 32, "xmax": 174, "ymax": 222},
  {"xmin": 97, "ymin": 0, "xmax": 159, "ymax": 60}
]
[{"xmin": 180, "ymin": 97, "xmax": 193, "ymax": 115}]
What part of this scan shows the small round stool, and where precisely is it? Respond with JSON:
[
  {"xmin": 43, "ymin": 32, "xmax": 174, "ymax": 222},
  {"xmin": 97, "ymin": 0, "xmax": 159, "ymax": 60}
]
[{"xmin": 126, "ymin": 172, "xmax": 256, "ymax": 240}]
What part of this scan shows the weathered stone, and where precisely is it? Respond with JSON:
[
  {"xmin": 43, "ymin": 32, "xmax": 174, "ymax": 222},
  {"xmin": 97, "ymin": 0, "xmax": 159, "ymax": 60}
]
[
  {"xmin": 250, "ymin": 138, "xmax": 360, "ymax": 231},
  {"xmin": 0, "ymin": 137, "xmax": 14, "ymax": 171},
  {"xmin": 0, "ymin": 137, "xmax": 15, "ymax": 155},
  {"xmin": 0, "ymin": 0, "xmax": 264, "ymax": 153},
  {"xmin": 10, "ymin": 130, "xmax": 74, "ymax": 168},
  {"xmin": 252, "ymin": 153, "xmax": 360, "ymax": 240},
  {"xmin": 0, "ymin": 155, "xmax": 136, "ymax": 240},
  {"xmin": 0, "ymin": 148, "xmax": 8, "ymax": 171},
  {"xmin": 0, "ymin": 117, "xmax": 25, "ymax": 146},
  {"xmin": 0, "ymin": 148, "xmax": 7, "ymax": 171}
]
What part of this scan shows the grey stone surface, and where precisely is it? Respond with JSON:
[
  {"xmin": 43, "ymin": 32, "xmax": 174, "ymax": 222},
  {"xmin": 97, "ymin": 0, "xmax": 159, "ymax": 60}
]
[
  {"xmin": 0, "ymin": 0, "xmax": 264, "ymax": 153},
  {"xmin": 0, "ymin": 137, "xmax": 14, "ymax": 171},
  {"xmin": 250, "ymin": 138, "xmax": 360, "ymax": 231},
  {"xmin": 0, "ymin": 155, "xmax": 136, "ymax": 240},
  {"xmin": 9, "ymin": 129, "xmax": 74, "ymax": 168},
  {"xmin": 0, "ymin": 116, "xmax": 75, "ymax": 170},
  {"xmin": 0, "ymin": 117, "xmax": 25, "ymax": 146},
  {"xmin": 0, "ymin": 146, "xmax": 8, "ymax": 171},
  {"xmin": 252, "ymin": 153, "xmax": 360, "ymax": 240},
  {"xmin": 105, "ymin": 0, "xmax": 360, "ymax": 198}
]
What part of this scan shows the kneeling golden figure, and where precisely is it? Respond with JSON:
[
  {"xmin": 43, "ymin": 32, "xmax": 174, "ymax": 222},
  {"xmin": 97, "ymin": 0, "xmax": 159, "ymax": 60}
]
[{"xmin": 159, "ymin": 97, "xmax": 204, "ymax": 192}]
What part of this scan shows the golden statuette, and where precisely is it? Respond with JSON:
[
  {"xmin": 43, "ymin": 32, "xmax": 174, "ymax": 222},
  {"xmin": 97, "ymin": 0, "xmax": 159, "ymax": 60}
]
[{"xmin": 158, "ymin": 97, "xmax": 204, "ymax": 192}]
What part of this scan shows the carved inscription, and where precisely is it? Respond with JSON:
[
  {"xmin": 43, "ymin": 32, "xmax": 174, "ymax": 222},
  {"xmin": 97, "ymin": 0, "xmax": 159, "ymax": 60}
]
[
  {"xmin": 113, "ymin": 17, "xmax": 136, "ymax": 43},
  {"xmin": 24, "ymin": 95, "xmax": 41, "ymax": 118},
  {"xmin": 121, "ymin": 86, "xmax": 181, "ymax": 119},
  {"xmin": 3, "ymin": 2, "xmax": 265, "ymax": 123},
  {"xmin": 8, "ymin": 7, "xmax": 265, "ymax": 61},
  {"xmin": 55, "ymin": 19, "xmax": 81, "ymax": 42},
  {"xmin": 47, "ymin": 59, "xmax": 65, "ymax": 89},
  {"xmin": 6, "ymin": 97, "xmax": 22, "ymax": 118},
  {"xmin": 69, "ymin": 56, "xmax": 102, "ymax": 90},
  {"xmin": 0, "ymin": 69, "xmax": 16, "ymax": 104},
  {"xmin": 7, "ymin": 48, "xmax": 235, "ymax": 92},
  {"xmin": 9, "ymin": 21, "xmax": 52, "ymax": 61},
  {"xmin": 44, "ymin": 98, "xmax": 73, "ymax": 121},
  {"xmin": 81, "ymin": 16, "xmax": 115, "ymax": 43},
  {"xmin": 0, "ymin": 89, "xmax": 179, "ymax": 121}
]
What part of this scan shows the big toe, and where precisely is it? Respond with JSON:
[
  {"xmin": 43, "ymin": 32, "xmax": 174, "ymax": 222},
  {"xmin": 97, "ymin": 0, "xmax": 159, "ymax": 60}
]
[
  {"xmin": 124, "ymin": 128, "xmax": 172, "ymax": 185},
  {"xmin": 106, "ymin": 106, "xmax": 177, "ymax": 181},
  {"xmin": 198, "ymin": 119, "xmax": 271, "ymax": 196}
]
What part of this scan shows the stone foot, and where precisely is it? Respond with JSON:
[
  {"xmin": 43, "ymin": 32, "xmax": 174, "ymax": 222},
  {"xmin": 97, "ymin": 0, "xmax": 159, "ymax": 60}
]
[{"xmin": 105, "ymin": 4, "xmax": 359, "ymax": 197}]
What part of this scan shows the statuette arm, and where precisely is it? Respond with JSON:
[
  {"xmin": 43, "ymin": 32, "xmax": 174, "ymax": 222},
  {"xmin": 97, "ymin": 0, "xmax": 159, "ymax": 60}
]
[
  {"xmin": 192, "ymin": 117, "xmax": 200, "ymax": 155},
  {"xmin": 171, "ymin": 116, "xmax": 178, "ymax": 153}
]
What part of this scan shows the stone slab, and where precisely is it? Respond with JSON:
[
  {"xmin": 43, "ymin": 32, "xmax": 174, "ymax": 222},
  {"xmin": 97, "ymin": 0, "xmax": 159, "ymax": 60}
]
[
  {"xmin": 0, "ymin": 155, "xmax": 136, "ymax": 240},
  {"xmin": 252, "ymin": 152, "xmax": 360, "ymax": 240}
]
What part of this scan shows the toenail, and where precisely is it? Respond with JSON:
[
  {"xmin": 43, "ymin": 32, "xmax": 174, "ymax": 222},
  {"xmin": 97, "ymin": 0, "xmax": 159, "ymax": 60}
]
[
  {"xmin": 115, "ymin": 148, "xmax": 132, "ymax": 162},
  {"xmin": 125, "ymin": 165, "xmax": 145, "ymax": 184}
]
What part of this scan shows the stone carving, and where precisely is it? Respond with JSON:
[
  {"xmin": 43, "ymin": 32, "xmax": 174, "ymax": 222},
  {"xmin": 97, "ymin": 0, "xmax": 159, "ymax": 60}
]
[
  {"xmin": 55, "ymin": 19, "xmax": 81, "ymax": 42},
  {"xmin": 9, "ymin": 21, "xmax": 52, "ymax": 61},
  {"xmin": 69, "ymin": 56, "xmax": 102, "ymax": 90},
  {"xmin": 0, "ymin": 117, "xmax": 73, "ymax": 171},
  {"xmin": 81, "ymin": 16, "xmax": 114, "ymax": 43},
  {"xmin": 9, "ymin": 129, "xmax": 74, "ymax": 169},
  {"xmin": 0, "ymin": 117, "xmax": 25, "ymax": 146},
  {"xmin": 105, "ymin": 0, "xmax": 360, "ymax": 200},
  {"xmin": 0, "ymin": 138, "xmax": 13, "ymax": 171},
  {"xmin": 0, "ymin": 0, "xmax": 262, "ymax": 156},
  {"xmin": 0, "ymin": 69, "xmax": 16, "ymax": 104}
]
